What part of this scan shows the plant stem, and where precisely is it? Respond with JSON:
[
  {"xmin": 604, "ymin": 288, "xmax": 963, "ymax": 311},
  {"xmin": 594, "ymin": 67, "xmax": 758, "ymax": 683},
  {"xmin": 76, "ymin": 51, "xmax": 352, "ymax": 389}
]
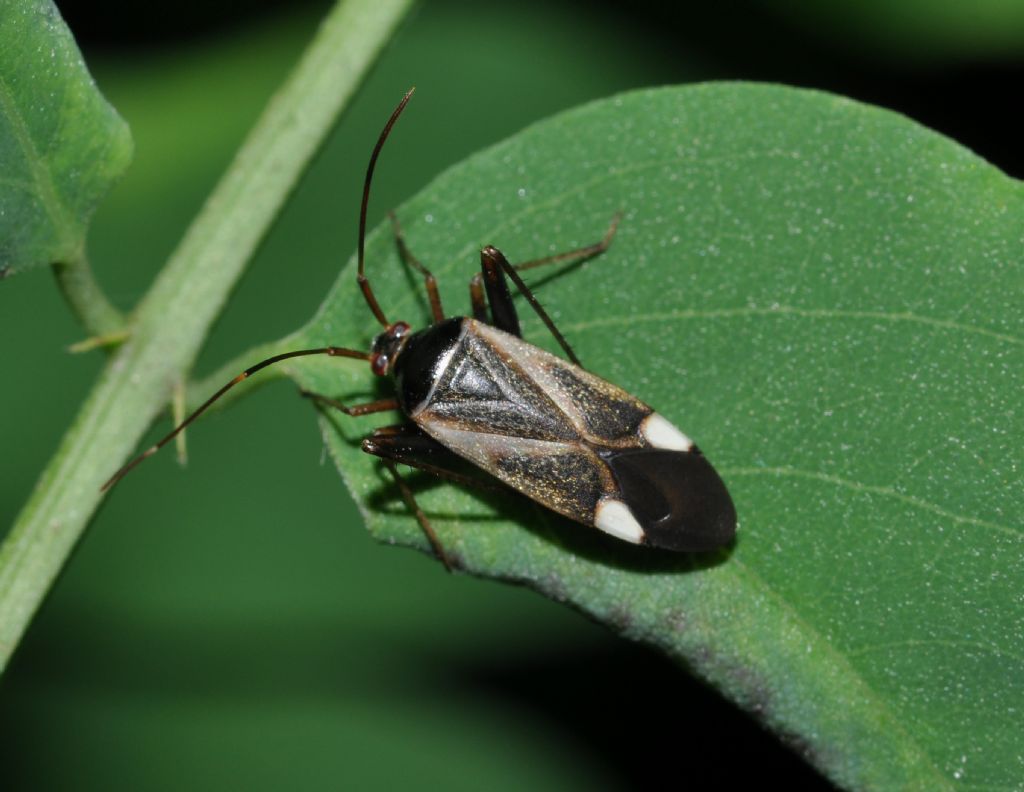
[
  {"xmin": 0, "ymin": 0, "xmax": 414, "ymax": 673},
  {"xmin": 52, "ymin": 251, "xmax": 125, "ymax": 339}
]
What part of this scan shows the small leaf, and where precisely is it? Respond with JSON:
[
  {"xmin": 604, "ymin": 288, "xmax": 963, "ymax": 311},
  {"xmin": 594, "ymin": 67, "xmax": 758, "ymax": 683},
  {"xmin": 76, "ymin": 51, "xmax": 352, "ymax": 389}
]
[
  {"xmin": 285, "ymin": 84, "xmax": 1023, "ymax": 788},
  {"xmin": 0, "ymin": 0, "xmax": 132, "ymax": 276}
]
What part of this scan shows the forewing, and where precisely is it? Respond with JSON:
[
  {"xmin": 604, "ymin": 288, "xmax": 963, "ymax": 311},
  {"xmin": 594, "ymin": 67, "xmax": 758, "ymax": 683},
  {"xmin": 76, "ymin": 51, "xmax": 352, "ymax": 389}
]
[
  {"xmin": 604, "ymin": 449, "xmax": 737, "ymax": 551},
  {"xmin": 415, "ymin": 320, "xmax": 735, "ymax": 550},
  {"xmin": 473, "ymin": 322, "xmax": 657, "ymax": 442}
]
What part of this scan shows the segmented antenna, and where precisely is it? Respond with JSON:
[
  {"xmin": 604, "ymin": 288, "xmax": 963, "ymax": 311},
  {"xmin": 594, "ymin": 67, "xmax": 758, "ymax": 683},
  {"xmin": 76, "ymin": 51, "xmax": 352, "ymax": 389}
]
[
  {"xmin": 101, "ymin": 346, "xmax": 369, "ymax": 491},
  {"xmin": 101, "ymin": 89, "xmax": 417, "ymax": 492},
  {"xmin": 357, "ymin": 87, "xmax": 416, "ymax": 327}
]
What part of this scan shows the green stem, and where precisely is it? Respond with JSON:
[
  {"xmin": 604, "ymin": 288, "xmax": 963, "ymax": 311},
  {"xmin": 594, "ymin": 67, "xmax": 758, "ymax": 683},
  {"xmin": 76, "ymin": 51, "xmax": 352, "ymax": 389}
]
[
  {"xmin": 0, "ymin": 0, "xmax": 415, "ymax": 673},
  {"xmin": 52, "ymin": 251, "xmax": 125, "ymax": 339}
]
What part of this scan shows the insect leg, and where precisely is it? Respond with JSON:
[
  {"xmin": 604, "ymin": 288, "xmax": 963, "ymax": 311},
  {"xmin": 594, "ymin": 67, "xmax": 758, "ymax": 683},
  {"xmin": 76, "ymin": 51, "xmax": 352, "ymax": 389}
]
[
  {"xmin": 362, "ymin": 425, "xmax": 504, "ymax": 494},
  {"xmin": 388, "ymin": 212, "xmax": 445, "ymax": 323},
  {"xmin": 473, "ymin": 213, "xmax": 621, "ymax": 360},
  {"xmin": 469, "ymin": 273, "xmax": 490, "ymax": 324},
  {"xmin": 363, "ymin": 426, "xmax": 507, "ymax": 571},
  {"xmin": 379, "ymin": 459, "xmax": 455, "ymax": 571},
  {"xmin": 481, "ymin": 246, "xmax": 581, "ymax": 366},
  {"xmin": 472, "ymin": 254, "xmax": 521, "ymax": 336},
  {"xmin": 512, "ymin": 212, "xmax": 621, "ymax": 274},
  {"xmin": 298, "ymin": 391, "xmax": 399, "ymax": 416}
]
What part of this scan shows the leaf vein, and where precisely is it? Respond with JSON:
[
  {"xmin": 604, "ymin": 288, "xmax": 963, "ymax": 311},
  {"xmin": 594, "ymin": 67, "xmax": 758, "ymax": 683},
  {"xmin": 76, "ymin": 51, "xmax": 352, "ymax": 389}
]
[
  {"xmin": 847, "ymin": 638, "xmax": 1024, "ymax": 666},
  {"xmin": 0, "ymin": 74, "xmax": 75, "ymax": 257},
  {"xmin": 727, "ymin": 465, "xmax": 1019, "ymax": 538},
  {"xmin": 559, "ymin": 306, "xmax": 1023, "ymax": 346}
]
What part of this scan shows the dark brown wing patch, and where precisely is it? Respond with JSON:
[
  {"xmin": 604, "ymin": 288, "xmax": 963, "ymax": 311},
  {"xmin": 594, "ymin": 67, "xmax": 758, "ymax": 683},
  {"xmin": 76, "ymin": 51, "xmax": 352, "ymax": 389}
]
[
  {"xmin": 544, "ymin": 363, "xmax": 650, "ymax": 441},
  {"xmin": 605, "ymin": 449, "xmax": 736, "ymax": 551},
  {"xmin": 496, "ymin": 447, "xmax": 608, "ymax": 525}
]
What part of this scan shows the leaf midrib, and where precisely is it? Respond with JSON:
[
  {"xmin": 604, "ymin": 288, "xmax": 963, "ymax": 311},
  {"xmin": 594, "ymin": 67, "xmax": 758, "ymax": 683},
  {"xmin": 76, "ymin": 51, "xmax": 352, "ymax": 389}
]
[{"xmin": 0, "ymin": 72, "xmax": 77, "ymax": 260}]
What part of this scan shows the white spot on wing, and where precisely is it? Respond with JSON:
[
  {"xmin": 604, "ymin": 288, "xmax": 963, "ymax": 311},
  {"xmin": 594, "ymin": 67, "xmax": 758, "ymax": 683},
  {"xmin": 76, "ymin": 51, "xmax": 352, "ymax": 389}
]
[
  {"xmin": 641, "ymin": 413, "xmax": 693, "ymax": 451},
  {"xmin": 594, "ymin": 498, "xmax": 645, "ymax": 544}
]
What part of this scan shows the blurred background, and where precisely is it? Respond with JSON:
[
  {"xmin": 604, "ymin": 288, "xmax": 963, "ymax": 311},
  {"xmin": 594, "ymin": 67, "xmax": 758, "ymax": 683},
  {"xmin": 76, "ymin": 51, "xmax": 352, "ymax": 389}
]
[{"xmin": 1, "ymin": 0, "xmax": 1021, "ymax": 788}]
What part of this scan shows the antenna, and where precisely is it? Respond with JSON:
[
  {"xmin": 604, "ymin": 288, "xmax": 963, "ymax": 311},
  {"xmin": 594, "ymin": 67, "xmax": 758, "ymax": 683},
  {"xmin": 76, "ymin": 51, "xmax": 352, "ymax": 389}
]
[
  {"xmin": 101, "ymin": 346, "xmax": 369, "ymax": 492},
  {"xmin": 357, "ymin": 87, "xmax": 416, "ymax": 327},
  {"xmin": 101, "ymin": 89, "xmax": 418, "ymax": 492}
]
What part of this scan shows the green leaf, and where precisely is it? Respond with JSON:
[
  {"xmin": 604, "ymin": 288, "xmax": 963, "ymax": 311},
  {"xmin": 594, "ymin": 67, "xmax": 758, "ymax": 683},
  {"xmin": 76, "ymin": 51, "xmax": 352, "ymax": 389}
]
[
  {"xmin": 0, "ymin": 0, "xmax": 131, "ymax": 277},
  {"xmin": 280, "ymin": 84, "xmax": 1022, "ymax": 788},
  {"xmin": 0, "ymin": 0, "xmax": 415, "ymax": 674}
]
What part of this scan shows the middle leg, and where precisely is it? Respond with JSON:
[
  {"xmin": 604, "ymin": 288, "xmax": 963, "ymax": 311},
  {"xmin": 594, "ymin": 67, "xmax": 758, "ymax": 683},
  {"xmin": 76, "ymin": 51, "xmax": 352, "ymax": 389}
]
[{"xmin": 468, "ymin": 213, "xmax": 621, "ymax": 367}]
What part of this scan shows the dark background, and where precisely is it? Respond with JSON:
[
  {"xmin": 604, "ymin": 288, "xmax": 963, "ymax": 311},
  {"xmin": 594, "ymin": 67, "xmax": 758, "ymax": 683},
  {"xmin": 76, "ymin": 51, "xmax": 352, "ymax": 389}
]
[{"xmin": 2, "ymin": 0, "xmax": 1019, "ymax": 788}]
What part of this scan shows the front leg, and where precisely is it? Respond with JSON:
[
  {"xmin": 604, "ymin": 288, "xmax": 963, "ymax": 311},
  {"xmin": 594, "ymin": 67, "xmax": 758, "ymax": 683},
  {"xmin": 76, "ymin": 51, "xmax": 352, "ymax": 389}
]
[
  {"xmin": 389, "ymin": 212, "xmax": 445, "ymax": 323},
  {"xmin": 361, "ymin": 424, "xmax": 503, "ymax": 494},
  {"xmin": 302, "ymin": 393, "xmax": 496, "ymax": 572},
  {"xmin": 361, "ymin": 425, "xmax": 504, "ymax": 572},
  {"xmin": 299, "ymin": 394, "xmax": 460, "ymax": 569}
]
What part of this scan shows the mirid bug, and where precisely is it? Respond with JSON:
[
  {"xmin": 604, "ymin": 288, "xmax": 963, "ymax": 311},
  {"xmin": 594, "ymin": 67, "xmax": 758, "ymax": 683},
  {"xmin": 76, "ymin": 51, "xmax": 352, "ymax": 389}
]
[{"xmin": 104, "ymin": 89, "xmax": 737, "ymax": 569}]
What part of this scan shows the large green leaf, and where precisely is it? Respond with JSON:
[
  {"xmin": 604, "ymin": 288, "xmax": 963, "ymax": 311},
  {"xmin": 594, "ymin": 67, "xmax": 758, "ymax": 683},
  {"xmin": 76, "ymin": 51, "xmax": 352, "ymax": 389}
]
[
  {"xmin": 0, "ymin": 0, "xmax": 131, "ymax": 277},
  {"xmin": 280, "ymin": 84, "xmax": 1022, "ymax": 788}
]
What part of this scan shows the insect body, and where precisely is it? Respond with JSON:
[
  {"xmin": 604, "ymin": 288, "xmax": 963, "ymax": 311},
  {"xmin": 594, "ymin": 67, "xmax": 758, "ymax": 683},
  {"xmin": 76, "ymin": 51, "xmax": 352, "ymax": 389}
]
[
  {"xmin": 104, "ymin": 89, "xmax": 736, "ymax": 567},
  {"xmin": 385, "ymin": 313, "xmax": 734, "ymax": 551}
]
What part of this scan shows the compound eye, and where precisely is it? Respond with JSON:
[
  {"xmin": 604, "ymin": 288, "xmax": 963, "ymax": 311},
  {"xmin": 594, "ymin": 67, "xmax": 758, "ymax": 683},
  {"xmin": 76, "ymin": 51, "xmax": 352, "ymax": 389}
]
[{"xmin": 371, "ymin": 354, "xmax": 389, "ymax": 377}]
